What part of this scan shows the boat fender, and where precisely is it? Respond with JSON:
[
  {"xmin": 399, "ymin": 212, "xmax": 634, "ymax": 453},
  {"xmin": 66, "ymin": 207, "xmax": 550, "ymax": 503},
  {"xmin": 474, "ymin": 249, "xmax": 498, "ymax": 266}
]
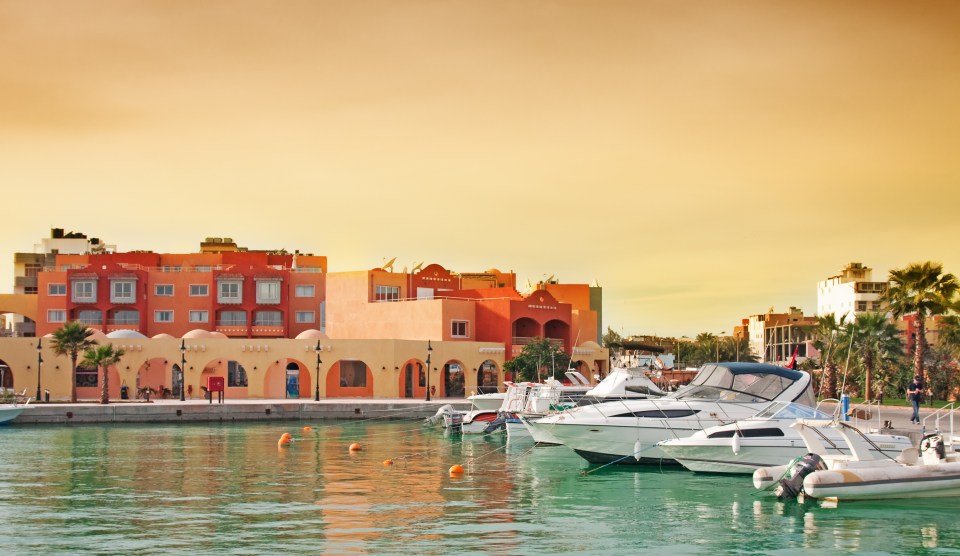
[
  {"xmin": 634, "ymin": 440, "xmax": 642, "ymax": 462},
  {"xmin": 774, "ymin": 453, "xmax": 826, "ymax": 501},
  {"xmin": 731, "ymin": 433, "xmax": 741, "ymax": 455}
]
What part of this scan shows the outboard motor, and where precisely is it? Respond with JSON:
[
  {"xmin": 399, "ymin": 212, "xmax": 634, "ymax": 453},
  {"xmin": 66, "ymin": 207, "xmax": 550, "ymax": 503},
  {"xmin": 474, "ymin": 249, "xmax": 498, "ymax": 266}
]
[
  {"xmin": 424, "ymin": 404, "xmax": 456, "ymax": 426},
  {"xmin": 920, "ymin": 434, "xmax": 946, "ymax": 461},
  {"xmin": 483, "ymin": 412, "xmax": 509, "ymax": 434},
  {"xmin": 774, "ymin": 453, "xmax": 827, "ymax": 501}
]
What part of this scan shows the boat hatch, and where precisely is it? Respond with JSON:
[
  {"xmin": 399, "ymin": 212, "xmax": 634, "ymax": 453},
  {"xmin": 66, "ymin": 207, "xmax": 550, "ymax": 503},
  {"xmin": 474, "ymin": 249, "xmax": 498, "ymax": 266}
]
[{"xmin": 611, "ymin": 409, "xmax": 700, "ymax": 419}]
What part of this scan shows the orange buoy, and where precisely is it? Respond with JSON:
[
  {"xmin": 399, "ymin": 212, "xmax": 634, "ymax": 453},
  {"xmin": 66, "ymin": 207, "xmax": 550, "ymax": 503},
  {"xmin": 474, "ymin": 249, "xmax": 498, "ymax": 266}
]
[
  {"xmin": 449, "ymin": 464, "xmax": 464, "ymax": 476},
  {"xmin": 303, "ymin": 426, "xmax": 312, "ymax": 432},
  {"xmin": 349, "ymin": 442, "xmax": 362, "ymax": 452},
  {"xmin": 383, "ymin": 459, "xmax": 395, "ymax": 466},
  {"xmin": 278, "ymin": 436, "xmax": 292, "ymax": 447}
]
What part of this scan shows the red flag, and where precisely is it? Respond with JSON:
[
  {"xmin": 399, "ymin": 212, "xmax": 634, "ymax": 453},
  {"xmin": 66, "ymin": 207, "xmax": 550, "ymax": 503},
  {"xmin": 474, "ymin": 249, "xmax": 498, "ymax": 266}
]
[{"xmin": 785, "ymin": 346, "xmax": 799, "ymax": 369}]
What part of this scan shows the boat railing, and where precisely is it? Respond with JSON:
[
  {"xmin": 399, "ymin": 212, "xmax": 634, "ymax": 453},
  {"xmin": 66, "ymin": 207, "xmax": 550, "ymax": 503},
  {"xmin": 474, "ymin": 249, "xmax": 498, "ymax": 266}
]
[
  {"xmin": 845, "ymin": 399, "xmax": 885, "ymax": 432},
  {"xmin": 922, "ymin": 402, "xmax": 957, "ymax": 446}
]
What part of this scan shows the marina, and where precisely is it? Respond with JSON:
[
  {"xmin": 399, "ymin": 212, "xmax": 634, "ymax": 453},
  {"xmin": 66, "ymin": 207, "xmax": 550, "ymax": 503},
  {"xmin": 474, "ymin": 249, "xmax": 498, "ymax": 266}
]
[{"xmin": 2, "ymin": 418, "xmax": 960, "ymax": 554}]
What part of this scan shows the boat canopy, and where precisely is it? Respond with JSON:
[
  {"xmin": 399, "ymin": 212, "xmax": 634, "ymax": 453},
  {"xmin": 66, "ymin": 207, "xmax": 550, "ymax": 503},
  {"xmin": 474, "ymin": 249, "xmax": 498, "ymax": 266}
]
[
  {"xmin": 751, "ymin": 401, "xmax": 832, "ymax": 421},
  {"xmin": 674, "ymin": 363, "xmax": 806, "ymax": 403}
]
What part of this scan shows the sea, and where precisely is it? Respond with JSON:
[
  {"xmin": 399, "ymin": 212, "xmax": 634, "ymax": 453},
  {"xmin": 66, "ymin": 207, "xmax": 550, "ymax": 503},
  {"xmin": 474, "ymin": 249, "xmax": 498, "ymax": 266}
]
[{"xmin": 1, "ymin": 420, "xmax": 958, "ymax": 555}]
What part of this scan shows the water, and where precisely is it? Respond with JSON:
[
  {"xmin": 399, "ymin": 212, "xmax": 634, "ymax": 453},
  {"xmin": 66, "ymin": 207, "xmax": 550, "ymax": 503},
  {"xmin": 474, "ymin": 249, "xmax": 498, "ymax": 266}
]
[{"xmin": 1, "ymin": 421, "xmax": 959, "ymax": 555}]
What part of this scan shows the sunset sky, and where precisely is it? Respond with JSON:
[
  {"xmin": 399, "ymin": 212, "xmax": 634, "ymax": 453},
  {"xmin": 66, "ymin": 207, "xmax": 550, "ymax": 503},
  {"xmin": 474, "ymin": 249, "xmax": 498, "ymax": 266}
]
[{"xmin": 2, "ymin": 0, "xmax": 959, "ymax": 337}]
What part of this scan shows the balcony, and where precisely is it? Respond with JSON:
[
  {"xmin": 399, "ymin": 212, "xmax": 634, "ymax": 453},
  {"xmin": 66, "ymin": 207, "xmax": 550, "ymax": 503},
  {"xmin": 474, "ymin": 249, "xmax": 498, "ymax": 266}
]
[
  {"xmin": 14, "ymin": 253, "xmax": 44, "ymax": 264},
  {"xmin": 14, "ymin": 276, "xmax": 37, "ymax": 288}
]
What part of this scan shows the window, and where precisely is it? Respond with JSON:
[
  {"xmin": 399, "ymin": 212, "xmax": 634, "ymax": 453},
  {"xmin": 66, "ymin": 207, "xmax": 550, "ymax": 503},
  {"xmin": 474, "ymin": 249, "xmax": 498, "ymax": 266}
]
[
  {"xmin": 195, "ymin": 265, "xmax": 211, "ymax": 273},
  {"xmin": 154, "ymin": 310, "xmax": 174, "ymax": 323},
  {"xmin": 218, "ymin": 310, "xmax": 246, "ymax": 326},
  {"xmin": 77, "ymin": 309, "xmax": 102, "ymax": 325},
  {"xmin": 256, "ymin": 280, "xmax": 281, "ymax": 304},
  {"xmin": 25, "ymin": 263, "xmax": 41, "ymax": 277},
  {"xmin": 24, "ymin": 286, "xmax": 38, "ymax": 294},
  {"xmin": 48, "ymin": 310, "xmax": 66, "ymax": 323},
  {"xmin": 111, "ymin": 280, "xmax": 136, "ymax": 303},
  {"xmin": 155, "ymin": 284, "xmax": 174, "ymax": 296},
  {"xmin": 451, "ymin": 320, "xmax": 469, "ymax": 338},
  {"xmin": 48, "ymin": 284, "xmax": 66, "ymax": 296},
  {"xmin": 295, "ymin": 311, "xmax": 315, "ymax": 323},
  {"xmin": 218, "ymin": 281, "xmax": 242, "ymax": 303},
  {"xmin": 189, "ymin": 310, "xmax": 209, "ymax": 323},
  {"xmin": 339, "ymin": 361, "xmax": 367, "ymax": 388},
  {"xmin": 111, "ymin": 310, "xmax": 139, "ymax": 325},
  {"xmin": 228, "ymin": 361, "xmax": 248, "ymax": 387},
  {"xmin": 857, "ymin": 301, "xmax": 868, "ymax": 312},
  {"xmin": 190, "ymin": 284, "xmax": 209, "ymax": 296},
  {"xmin": 374, "ymin": 285, "xmax": 400, "ymax": 302},
  {"xmin": 295, "ymin": 284, "xmax": 315, "ymax": 297},
  {"xmin": 254, "ymin": 310, "xmax": 282, "ymax": 326},
  {"xmin": 76, "ymin": 364, "xmax": 98, "ymax": 387},
  {"xmin": 72, "ymin": 280, "xmax": 97, "ymax": 303}
]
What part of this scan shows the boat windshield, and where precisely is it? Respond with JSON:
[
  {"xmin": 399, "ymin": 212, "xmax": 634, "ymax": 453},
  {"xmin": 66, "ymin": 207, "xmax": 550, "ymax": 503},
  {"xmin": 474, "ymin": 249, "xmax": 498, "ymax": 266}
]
[
  {"xmin": 752, "ymin": 401, "xmax": 831, "ymax": 420},
  {"xmin": 675, "ymin": 364, "xmax": 801, "ymax": 403}
]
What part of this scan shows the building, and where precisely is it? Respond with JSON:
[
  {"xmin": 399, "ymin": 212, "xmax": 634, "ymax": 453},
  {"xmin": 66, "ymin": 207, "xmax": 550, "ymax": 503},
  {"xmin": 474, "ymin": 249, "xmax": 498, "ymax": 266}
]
[
  {"xmin": 0, "ymin": 234, "xmax": 607, "ymax": 401},
  {"xmin": 747, "ymin": 307, "xmax": 818, "ymax": 365},
  {"xmin": 817, "ymin": 262, "xmax": 887, "ymax": 323},
  {"xmin": 5, "ymin": 229, "xmax": 116, "ymax": 337}
]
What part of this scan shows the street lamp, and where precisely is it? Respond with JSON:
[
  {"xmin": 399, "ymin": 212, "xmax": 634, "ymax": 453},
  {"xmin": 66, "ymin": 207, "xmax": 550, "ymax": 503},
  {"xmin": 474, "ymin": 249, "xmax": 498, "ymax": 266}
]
[
  {"xmin": 314, "ymin": 340, "xmax": 322, "ymax": 401},
  {"xmin": 716, "ymin": 332, "xmax": 726, "ymax": 362},
  {"xmin": 179, "ymin": 338, "xmax": 186, "ymax": 401},
  {"xmin": 425, "ymin": 340, "xmax": 433, "ymax": 402},
  {"xmin": 35, "ymin": 338, "xmax": 43, "ymax": 403}
]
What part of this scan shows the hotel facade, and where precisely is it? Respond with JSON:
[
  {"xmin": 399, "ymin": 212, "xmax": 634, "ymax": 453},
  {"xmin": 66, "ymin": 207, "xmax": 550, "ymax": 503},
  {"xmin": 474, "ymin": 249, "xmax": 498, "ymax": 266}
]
[{"xmin": 0, "ymin": 232, "xmax": 607, "ymax": 401}]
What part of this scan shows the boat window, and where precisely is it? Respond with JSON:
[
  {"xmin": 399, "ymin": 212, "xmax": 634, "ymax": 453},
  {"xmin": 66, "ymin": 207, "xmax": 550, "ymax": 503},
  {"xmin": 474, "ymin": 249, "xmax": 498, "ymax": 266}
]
[
  {"xmin": 707, "ymin": 430, "xmax": 737, "ymax": 438},
  {"xmin": 610, "ymin": 409, "xmax": 699, "ymax": 418},
  {"xmin": 733, "ymin": 373, "xmax": 797, "ymax": 400},
  {"xmin": 708, "ymin": 427, "xmax": 786, "ymax": 438},
  {"xmin": 625, "ymin": 385, "xmax": 659, "ymax": 396}
]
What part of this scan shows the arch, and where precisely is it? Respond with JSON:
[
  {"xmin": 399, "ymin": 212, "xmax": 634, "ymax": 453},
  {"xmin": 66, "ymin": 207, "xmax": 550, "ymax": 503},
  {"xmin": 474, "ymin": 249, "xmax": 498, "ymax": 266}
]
[
  {"xmin": 476, "ymin": 359, "xmax": 500, "ymax": 394},
  {"xmin": 543, "ymin": 319, "xmax": 571, "ymax": 351},
  {"xmin": 325, "ymin": 360, "xmax": 373, "ymax": 398},
  {"xmin": 442, "ymin": 360, "xmax": 466, "ymax": 398},
  {"xmin": 196, "ymin": 358, "xmax": 249, "ymax": 399},
  {"xmin": 75, "ymin": 362, "xmax": 121, "ymax": 401},
  {"xmin": 263, "ymin": 359, "xmax": 312, "ymax": 399},
  {"xmin": 135, "ymin": 357, "xmax": 169, "ymax": 398},
  {"xmin": 72, "ymin": 308, "xmax": 103, "ymax": 327},
  {"xmin": 512, "ymin": 317, "xmax": 541, "ymax": 344},
  {"xmin": 0, "ymin": 293, "xmax": 39, "ymax": 322},
  {"xmin": 0, "ymin": 360, "xmax": 13, "ymax": 391},
  {"xmin": 106, "ymin": 308, "xmax": 140, "ymax": 331},
  {"xmin": 397, "ymin": 359, "xmax": 426, "ymax": 399}
]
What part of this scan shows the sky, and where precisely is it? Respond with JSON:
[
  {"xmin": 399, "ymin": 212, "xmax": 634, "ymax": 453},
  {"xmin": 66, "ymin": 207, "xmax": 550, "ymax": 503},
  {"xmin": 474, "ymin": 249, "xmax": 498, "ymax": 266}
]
[{"xmin": 1, "ymin": 0, "xmax": 959, "ymax": 338}]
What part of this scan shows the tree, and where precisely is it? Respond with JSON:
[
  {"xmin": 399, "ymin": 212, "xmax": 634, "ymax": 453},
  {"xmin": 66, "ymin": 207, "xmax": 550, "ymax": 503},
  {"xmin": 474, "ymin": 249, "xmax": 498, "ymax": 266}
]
[
  {"xmin": 882, "ymin": 262, "xmax": 959, "ymax": 384},
  {"xmin": 938, "ymin": 314, "xmax": 960, "ymax": 360},
  {"xmin": 601, "ymin": 326, "xmax": 623, "ymax": 348},
  {"xmin": 805, "ymin": 314, "xmax": 846, "ymax": 399},
  {"xmin": 849, "ymin": 312, "xmax": 903, "ymax": 402},
  {"xmin": 49, "ymin": 321, "xmax": 99, "ymax": 403},
  {"xmin": 82, "ymin": 344, "xmax": 125, "ymax": 405},
  {"xmin": 504, "ymin": 338, "xmax": 571, "ymax": 383}
]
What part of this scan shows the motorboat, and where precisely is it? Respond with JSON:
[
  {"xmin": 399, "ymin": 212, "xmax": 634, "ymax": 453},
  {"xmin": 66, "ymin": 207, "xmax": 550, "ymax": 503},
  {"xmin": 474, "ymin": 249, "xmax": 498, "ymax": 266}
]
[
  {"xmin": 466, "ymin": 391, "xmax": 506, "ymax": 411},
  {"xmin": 426, "ymin": 382, "xmax": 538, "ymax": 435},
  {"xmin": 0, "ymin": 390, "xmax": 31, "ymax": 425},
  {"xmin": 753, "ymin": 420, "xmax": 960, "ymax": 502},
  {"xmin": 524, "ymin": 362, "xmax": 814, "ymax": 465},
  {"xmin": 517, "ymin": 366, "xmax": 667, "ymax": 445},
  {"xmin": 657, "ymin": 401, "xmax": 913, "ymax": 474},
  {"xmin": 507, "ymin": 375, "xmax": 593, "ymax": 441}
]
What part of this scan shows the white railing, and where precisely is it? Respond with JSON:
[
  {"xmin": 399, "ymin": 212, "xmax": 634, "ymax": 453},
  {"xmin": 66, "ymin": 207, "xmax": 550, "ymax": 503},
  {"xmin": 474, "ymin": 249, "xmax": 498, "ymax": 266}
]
[{"xmin": 923, "ymin": 402, "xmax": 957, "ymax": 444}]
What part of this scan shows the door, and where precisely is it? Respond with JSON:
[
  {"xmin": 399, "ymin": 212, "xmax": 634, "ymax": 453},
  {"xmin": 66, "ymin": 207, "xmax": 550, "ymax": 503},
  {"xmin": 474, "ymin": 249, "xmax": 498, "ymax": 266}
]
[{"xmin": 285, "ymin": 363, "xmax": 300, "ymax": 399}]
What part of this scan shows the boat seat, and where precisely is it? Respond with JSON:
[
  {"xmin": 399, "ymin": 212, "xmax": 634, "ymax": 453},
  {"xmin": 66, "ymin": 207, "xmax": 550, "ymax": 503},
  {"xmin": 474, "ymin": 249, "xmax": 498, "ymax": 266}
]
[{"xmin": 896, "ymin": 447, "xmax": 918, "ymax": 465}]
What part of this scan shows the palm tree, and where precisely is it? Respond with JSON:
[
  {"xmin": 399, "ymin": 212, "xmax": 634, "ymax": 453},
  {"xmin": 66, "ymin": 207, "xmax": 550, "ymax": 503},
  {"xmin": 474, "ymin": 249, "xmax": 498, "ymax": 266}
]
[
  {"xmin": 49, "ymin": 321, "xmax": 98, "ymax": 403},
  {"xmin": 938, "ymin": 314, "xmax": 960, "ymax": 359},
  {"xmin": 82, "ymin": 344, "xmax": 125, "ymax": 405},
  {"xmin": 882, "ymin": 262, "xmax": 959, "ymax": 384},
  {"xmin": 850, "ymin": 312, "xmax": 903, "ymax": 402},
  {"xmin": 806, "ymin": 314, "xmax": 846, "ymax": 399}
]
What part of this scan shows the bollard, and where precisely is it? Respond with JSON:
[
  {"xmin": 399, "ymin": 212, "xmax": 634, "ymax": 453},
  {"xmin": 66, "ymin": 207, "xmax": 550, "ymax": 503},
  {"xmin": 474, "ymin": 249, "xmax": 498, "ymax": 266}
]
[
  {"xmin": 841, "ymin": 393, "xmax": 850, "ymax": 422},
  {"xmin": 44, "ymin": 389, "xmax": 50, "ymax": 403}
]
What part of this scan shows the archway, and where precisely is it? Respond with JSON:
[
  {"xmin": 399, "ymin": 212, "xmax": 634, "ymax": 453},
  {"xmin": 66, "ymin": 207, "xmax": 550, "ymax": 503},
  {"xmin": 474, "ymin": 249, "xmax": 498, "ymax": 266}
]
[
  {"xmin": 512, "ymin": 317, "xmax": 540, "ymax": 345},
  {"xmin": 135, "ymin": 357, "xmax": 169, "ymax": 399},
  {"xmin": 0, "ymin": 360, "xmax": 13, "ymax": 392},
  {"xmin": 443, "ymin": 361, "xmax": 465, "ymax": 398},
  {"xmin": 197, "ymin": 359, "xmax": 249, "ymax": 400},
  {"xmin": 476, "ymin": 360, "xmax": 499, "ymax": 394},
  {"xmin": 325, "ymin": 360, "xmax": 373, "ymax": 398},
  {"xmin": 263, "ymin": 359, "xmax": 311, "ymax": 399},
  {"xmin": 398, "ymin": 359, "xmax": 426, "ymax": 398},
  {"xmin": 544, "ymin": 319, "xmax": 571, "ymax": 351}
]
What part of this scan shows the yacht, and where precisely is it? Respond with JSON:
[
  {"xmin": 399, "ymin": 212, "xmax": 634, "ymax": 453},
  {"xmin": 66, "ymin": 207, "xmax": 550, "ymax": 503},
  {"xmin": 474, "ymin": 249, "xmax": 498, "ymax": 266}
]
[
  {"xmin": 657, "ymin": 401, "xmax": 913, "ymax": 474},
  {"xmin": 524, "ymin": 362, "xmax": 814, "ymax": 465}
]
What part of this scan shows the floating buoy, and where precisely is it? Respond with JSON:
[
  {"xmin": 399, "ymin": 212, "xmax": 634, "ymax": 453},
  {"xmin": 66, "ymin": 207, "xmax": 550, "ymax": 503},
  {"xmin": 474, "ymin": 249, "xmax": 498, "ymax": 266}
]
[
  {"xmin": 349, "ymin": 442, "xmax": 362, "ymax": 452},
  {"xmin": 303, "ymin": 426, "xmax": 312, "ymax": 432},
  {"xmin": 383, "ymin": 459, "xmax": 395, "ymax": 466},
  {"xmin": 278, "ymin": 436, "xmax": 292, "ymax": 447},
  {"xmin": 449, "ymin": 464, "xmax": 464, "ymax": 476}
]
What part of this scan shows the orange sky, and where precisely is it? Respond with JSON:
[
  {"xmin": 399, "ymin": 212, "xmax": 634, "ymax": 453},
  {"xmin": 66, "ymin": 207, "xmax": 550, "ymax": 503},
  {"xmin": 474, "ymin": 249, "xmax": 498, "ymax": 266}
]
[{"xmin": 2, "ymin": 0, "xmax": 959, "ymax": 337}]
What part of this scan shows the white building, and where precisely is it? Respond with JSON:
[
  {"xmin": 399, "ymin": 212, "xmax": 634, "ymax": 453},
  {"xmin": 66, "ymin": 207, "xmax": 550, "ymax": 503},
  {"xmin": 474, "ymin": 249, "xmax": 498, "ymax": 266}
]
[{"xmin": 816, "ymin": 262, "xmax": 887, "ymax": 323}]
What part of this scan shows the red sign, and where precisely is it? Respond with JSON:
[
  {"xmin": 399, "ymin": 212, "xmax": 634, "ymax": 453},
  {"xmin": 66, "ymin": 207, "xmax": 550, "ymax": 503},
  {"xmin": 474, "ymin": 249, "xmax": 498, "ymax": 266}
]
[{"xmin": 207, "ymin": 376, "xmax": 225, "ymax": 392}]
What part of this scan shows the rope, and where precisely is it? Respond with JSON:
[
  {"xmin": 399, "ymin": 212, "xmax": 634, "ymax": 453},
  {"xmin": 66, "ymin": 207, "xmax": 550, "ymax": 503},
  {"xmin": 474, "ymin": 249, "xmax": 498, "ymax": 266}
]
[{"xmin": 579, "ymin": 444, "xmax": 658, "ymax": 476}]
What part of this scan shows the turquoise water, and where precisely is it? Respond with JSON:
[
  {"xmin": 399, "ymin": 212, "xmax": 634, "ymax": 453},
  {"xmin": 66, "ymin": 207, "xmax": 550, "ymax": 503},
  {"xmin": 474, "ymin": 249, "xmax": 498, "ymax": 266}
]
[{"xmin": 1, "ymin": 421, "xmax": 959, "ymax": 555}]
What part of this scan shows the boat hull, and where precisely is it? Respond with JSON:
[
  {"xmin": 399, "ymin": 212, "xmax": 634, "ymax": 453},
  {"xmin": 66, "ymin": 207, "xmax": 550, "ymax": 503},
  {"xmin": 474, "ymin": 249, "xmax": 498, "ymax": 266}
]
[
  {"xmin": 804, "ymin": 464, "xmax": 960, "ymax": 500},
  {"xmin": 0, "ymin": 406, "xmax": 26, "ymax": 425}
]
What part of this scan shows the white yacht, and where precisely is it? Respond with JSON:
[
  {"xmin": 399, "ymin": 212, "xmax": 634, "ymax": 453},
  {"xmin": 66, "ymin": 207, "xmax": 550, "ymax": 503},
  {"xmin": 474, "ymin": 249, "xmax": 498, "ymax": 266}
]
[
  {"xmin": 524, "ymin": 362, "xmax": 814, "ymax": 465},
  {"xmin": 657, "ymin": 401, "xmax": 913, "ymax": 474}
]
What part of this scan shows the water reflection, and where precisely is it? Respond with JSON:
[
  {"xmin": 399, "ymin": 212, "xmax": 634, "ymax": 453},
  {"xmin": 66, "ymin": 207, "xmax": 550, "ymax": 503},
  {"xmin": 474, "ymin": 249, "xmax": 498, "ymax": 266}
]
[{"xmin": 2, "ymin": 423, "xmax": 960, "ymax": 554}]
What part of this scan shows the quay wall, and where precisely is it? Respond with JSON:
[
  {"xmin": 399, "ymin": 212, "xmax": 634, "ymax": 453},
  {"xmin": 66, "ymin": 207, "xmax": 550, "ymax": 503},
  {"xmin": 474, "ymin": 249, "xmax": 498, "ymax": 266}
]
[{"xmin": 12, "ymin": 399, "xmax": 472, "ymax": 425}]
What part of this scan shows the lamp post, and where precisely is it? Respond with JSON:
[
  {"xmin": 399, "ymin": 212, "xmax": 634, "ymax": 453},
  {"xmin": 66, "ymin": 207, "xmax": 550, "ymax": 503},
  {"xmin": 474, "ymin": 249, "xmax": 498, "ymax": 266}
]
[
  {"xmin": 314, "ymin": 340, "xmax": 322, "ymax": 401},
  {"xmin": 179, "ymin": 339, "xmax": 186, "ymax": 401},
  {"xmin": 716, "ymin": 332, "xmax": 726, "ymax": 362},
  {"xmin": 425, "ymin": 339, "xmax": 433, "ymax": 402},
  {"xmin": 35, "ymin": 338, "xmax": 43, "ymax": 403}
]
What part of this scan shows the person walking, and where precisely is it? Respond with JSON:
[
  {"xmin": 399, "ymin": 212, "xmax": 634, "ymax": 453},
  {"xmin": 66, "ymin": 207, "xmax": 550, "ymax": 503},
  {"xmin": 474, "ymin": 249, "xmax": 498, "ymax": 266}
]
[{"xmin": 908, "ymin": 374, "xmax": 923, "ymax": 424}]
